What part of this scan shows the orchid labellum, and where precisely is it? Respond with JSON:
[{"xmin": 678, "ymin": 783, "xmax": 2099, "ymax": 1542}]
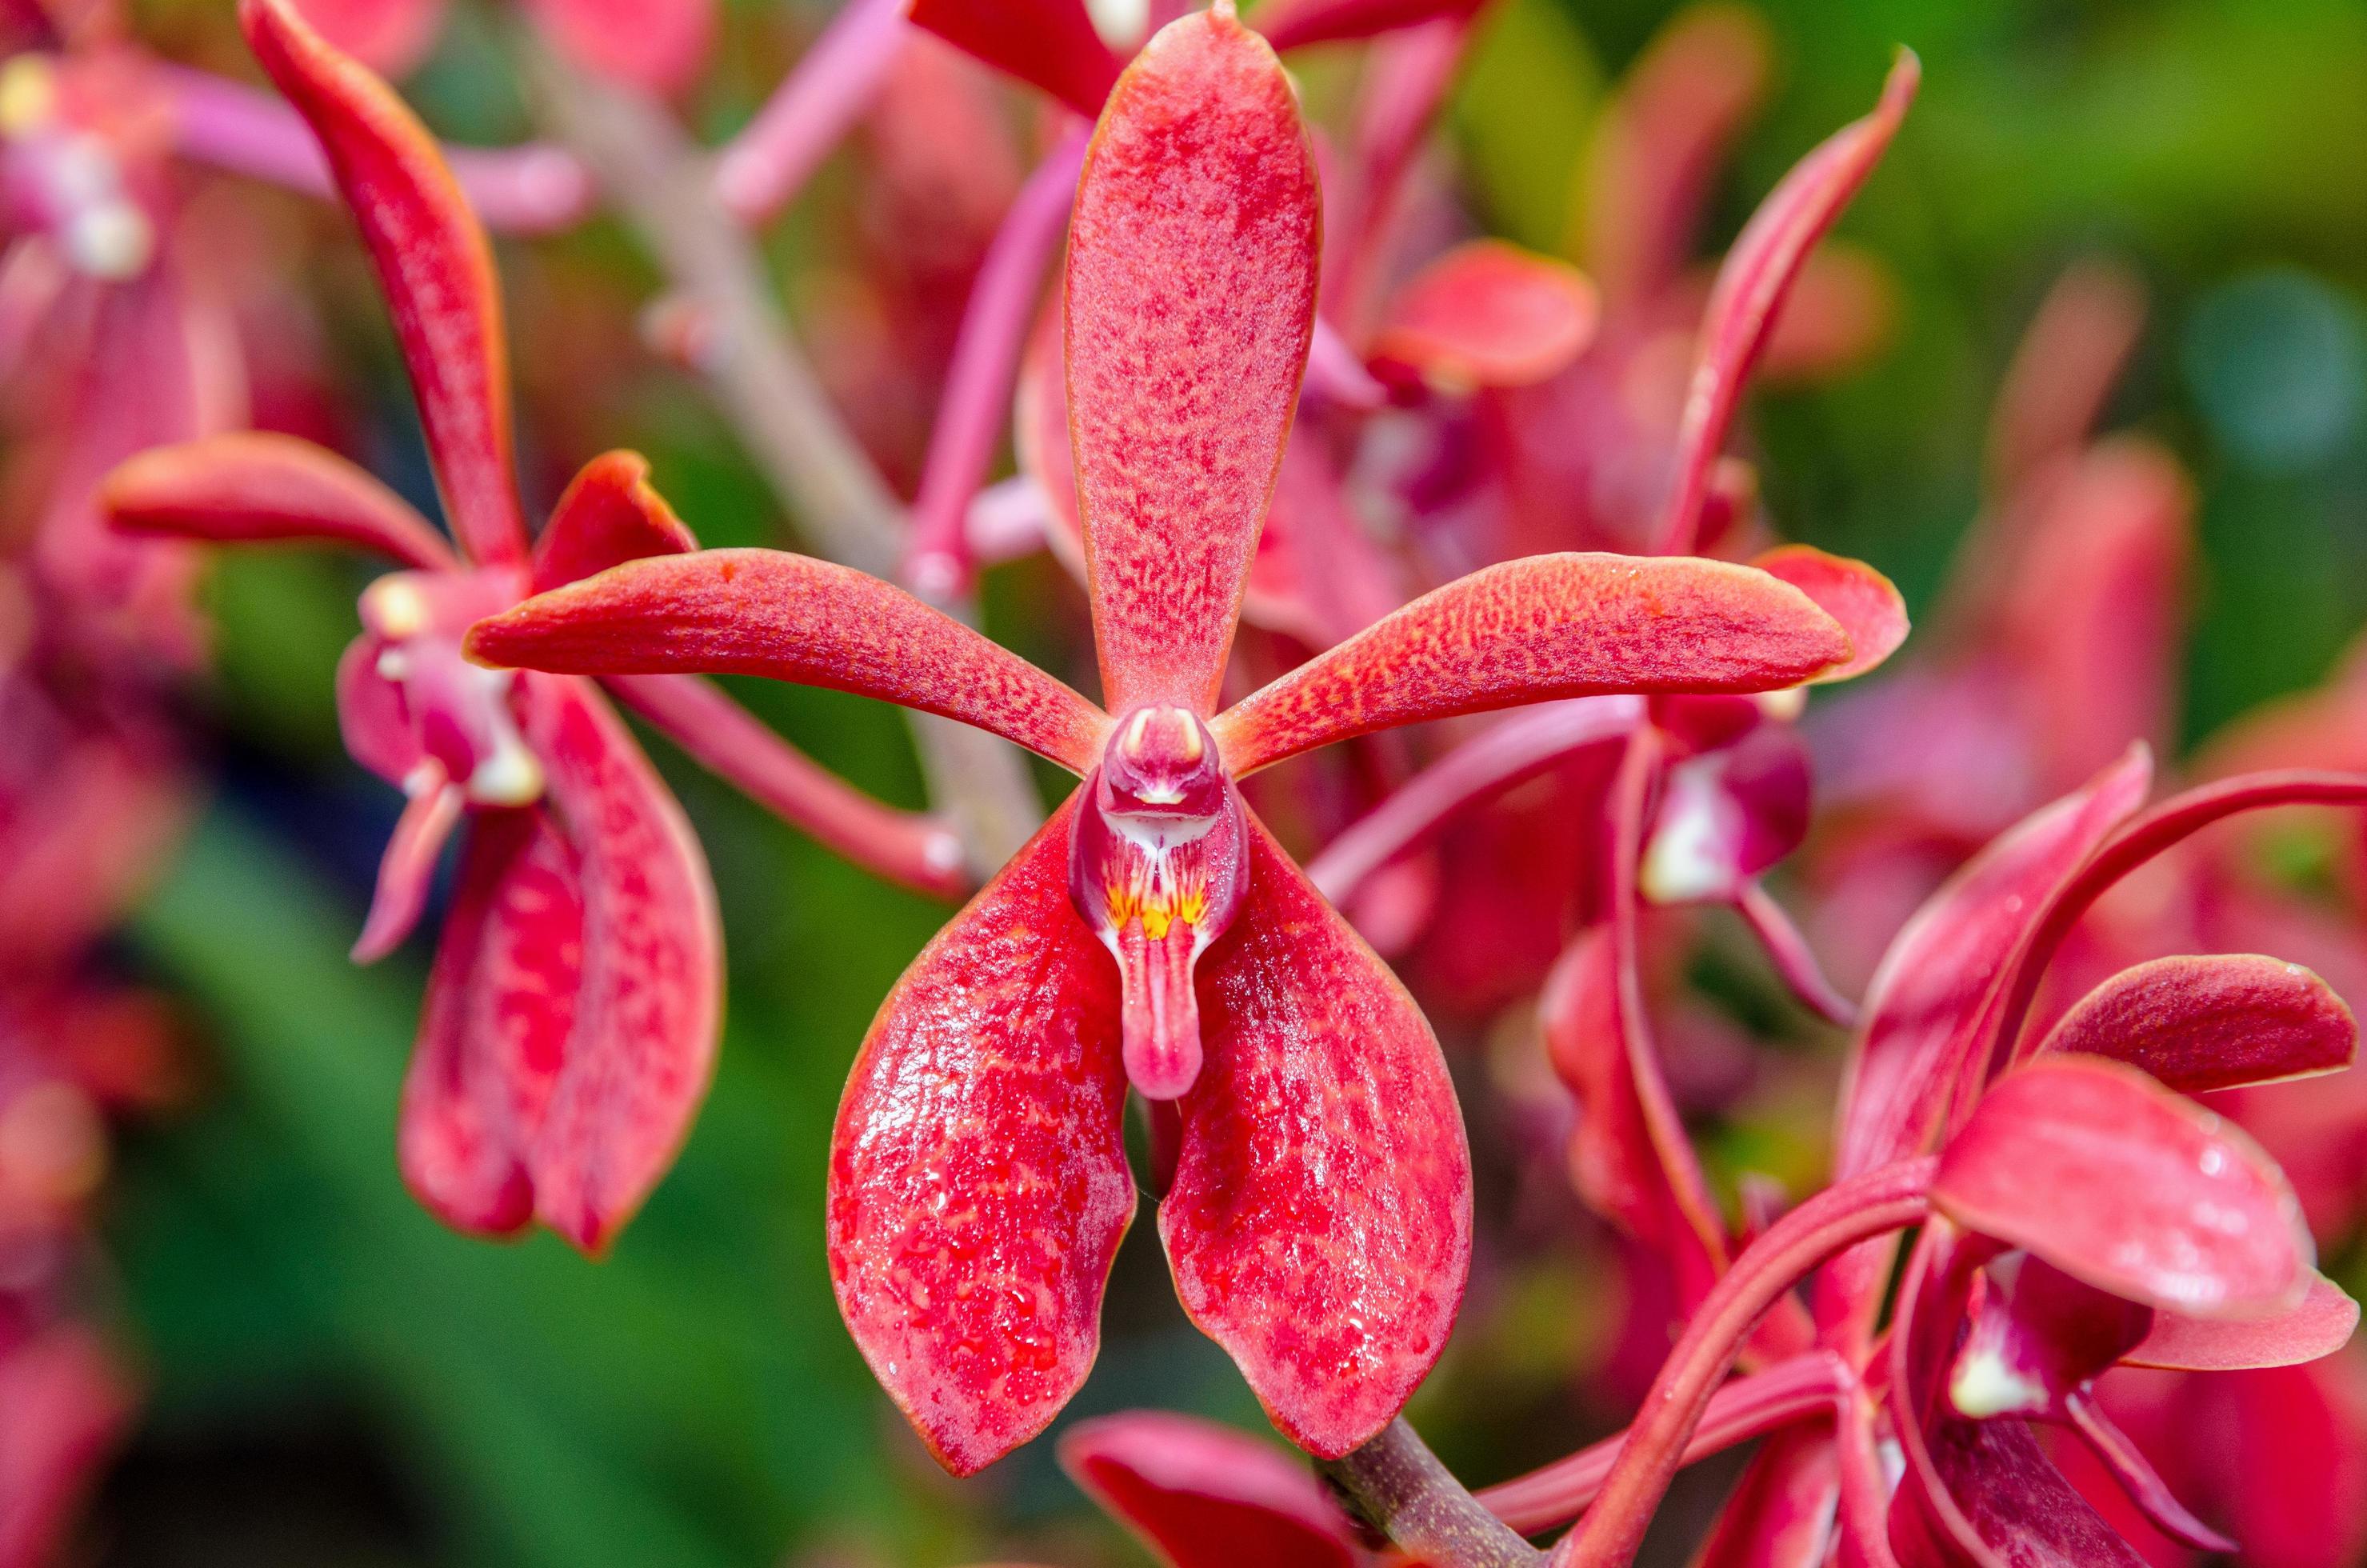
[
  {"xmin": 102, "ymin": 0, "xmax": 966, "ymax": 1253},
  {"xmin": 466, "ymin": 6, "xmax": 1866, "ymax": 1472}
]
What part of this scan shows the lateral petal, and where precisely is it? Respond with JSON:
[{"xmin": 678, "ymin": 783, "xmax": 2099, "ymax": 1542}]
[
  {"xmin": 105, "ymin": 431, "xmax": 454, "ymax": 570},
  {"xmin": 910, "ymin": 0, "xmax": 1126, "ymax": 116},
  {"xmin": 241, "ymin": 0, "xmax": 530, "ymax": 567},
  {"xmin": 1057, "ymin": 1410, "xmax": 1362, "ymax": 1568},
  {"xmin": 530, "ymin": 450, "xmax": 697, "ymax": 593},
  {"xmin": 2125, "ymin": 1270, "xmax": 2359, "ymax": 1372},
  {"xmin": 1066, "ymin": 7, "xmax": 1319, "ymax": 715},
  {"xmin": 1161, "ymin": 817, "xmax": 1470, "ymax": 1458},
  {"xmin": 466, "ymin": 549, "xmax": 1111, "ymax": 773},
  {"xmin": 1212, "ymin": 554, "xmax": 1850, "ymax": 776},
  {"xmin": 2036, "ymin": 953, "xmax": 2357, "ymax": 1093},
  {"xmin": 828, "ymin": 795, "xmax": 1133, "ymax": 1474}
]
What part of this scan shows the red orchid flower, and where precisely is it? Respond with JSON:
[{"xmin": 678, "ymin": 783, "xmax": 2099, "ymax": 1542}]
[
  {"xmin": 101, "ymin": 0, "xmax": 975, "ymax": 1251},
  {"xmin": 290, "ymin": 0, "xmax": 714, "ymax": 96},
  {"xmin": 466, "ymin": 6, "xmax": 1863, "ymax": 1471}
]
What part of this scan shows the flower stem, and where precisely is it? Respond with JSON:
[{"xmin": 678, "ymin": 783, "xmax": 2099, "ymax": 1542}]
[
  {"xmin": 1321, "ymin": 1418, "xmax": 1546, "ymax": 1568},
  {"xmin": 1551, "ymin": 1158, "xmax": 1936, "ymax": 1568}
]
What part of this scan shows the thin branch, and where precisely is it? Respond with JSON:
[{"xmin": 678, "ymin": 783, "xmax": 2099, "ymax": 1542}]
[{"xmin": 1321, "ymin": 1418, "xmax": 1546, "ymax": 1568}]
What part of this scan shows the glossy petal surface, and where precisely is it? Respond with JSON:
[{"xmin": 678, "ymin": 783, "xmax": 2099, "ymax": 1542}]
[
  {"xmin": 531, "ymin": 450, "xmax": 697, "ymax": 593},
  {"xmin": 400, "ymin": 807, "xmax": 580, "ymax": 1234},
  {"xmin": 828, "ymin": 797, "xmax": 1132, "ymax": 1475},
  {"xmin": 1161, "ymin": 818, "xmax": 1470, "ymax": 1458},
  {"xmin": 1370, "ymin": 239, "xmax": 1599, "ymax": 390},
  {"xmin": 2037, "ymin": 954, "xmax": 2357, "ymax": 1093},
  {"xmin": 1066, "ymin": 8, "xmax": 1318, "ymax": 715},
  {"xmin": 1056, "ymin": 1411, "xmax": 1361, "ymax": 1568},
  {"xmin": 242, "ymin": 0, "xmax": 529, "ymax": 566},
  {"xmin": 106, "ymin": 430, "xmax": 454, "ymax": 570},
  {"xmin": 1752, "ymin": 544, "xmax": 1907, "ymax": 682},
  {"xmin": 467, "ymin": 550, "xmax": 1110, "ymax": 773},
  {"xmin": 1935, "ymin": 1058, "xmax": 2312, "ymax": 1317},
  {"xmin": 1213, "ymin": 554, "xmax": 1849, "ymax": 775},
  {"xmin": 516, "ymin": 677, "xmax": 722, "ymax": 1252},
  {"xmin": 2128, "ymin": 1271, "xmax": 2360, "ymax": 1371},
  {"xmin": 910, "ymin": 0, "xmax": 1125, "ymax": 115}
]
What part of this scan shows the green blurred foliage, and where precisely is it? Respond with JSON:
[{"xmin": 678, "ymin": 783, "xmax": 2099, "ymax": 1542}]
[{"xmin": 94, "ymin": 0, "xmax": 2367, "ymax": 1563}]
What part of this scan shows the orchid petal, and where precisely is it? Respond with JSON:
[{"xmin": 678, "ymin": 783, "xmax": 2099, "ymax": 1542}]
[
  {"xmin": 1693, "ymin": 1424, "xmax": 1842, "ymax": 1568},
  {"xmin": 2036, "ymin": 953, "xmax": 2357, "ymax": 1093},
  {"xmin": 1751, "ymin": 545, "xmax": 1907, "ymax": 682},
  {"xmin": 1891, "ymin": 1414, "xmax": 2149, "ymax": 1568},
  {"xmin": 1066, "ymin": 8, "xmax": 1319, "ymax": 716},
  {"xmin": 2061, "ymin": 1390, "xmax": 2238, "ymax": 1554},
  {"xmin": 1581, "ymin": 3, "xmax": 1771, "ymax": 308},
  {"xmin": 2127, "ymin": 1271, "xmax": 2359, "ymax": 1371},
  {"xmin": 910, "ymin": 0, "xmax": 1124, "ymax": 115},
  {"xmin": 828, "ymin": 796, "xmax": 1132, "ymax": 1474},
  {"xmin": 1252, "ymin": 0, "xmax": 1482, "ymax": 50},
  {"xmin": 530, "ymin": 450, "xmax": 697, "ymax": 594},
  {"xmin": 1370, "ymin": 239, "xmax": 1599, "ymax": 391},
  {"xmin": 466, "ymin": 550, "xmax": 1111, "ymax": 774},
  {"xmin": 1656, "ymin": 50, "xmax": 1917, "ymax": 554},
  {"xmin": 522, "ymin": 0, "xmax": 717, "ymax": 96},
  {"xmin": 352, "ymin": 774, "xmax": 465, "ymax": 962},
  {"xmin": 1056, "ymin": 1411, "xmax": 1361, "ymax": 1568},
  {"xmin": 242, "ymin": 0, "xmax": 530, "ymax": 567},
  {"xmin": 288, "ymin": 0, "xmax": 448, "ymax": 76},
  {"xmin": 1212, "ymin": 554, "xmax": 1851, "ymax": 776},
  {"xmin": 400, "ymin": 807, "xmax": 580, "ymax": 1234},
  {"xmin": 713, "ymin": 0, "xmax": 912, "ymax": 225},
  {"xmin": 1935, "ymin": 1057, "xmax": 2313, "ymax": 1317},
  {"xmin": 1161, "ymin": 817, "xmax": 1470, "ymax": 1458},
  {"xmin": 513, "ymin": 677, "xmax": 722, "ymax": 1253},
  {"xmin": 105, "ymin": 431, "xmax": 455, "ymax": 571}
]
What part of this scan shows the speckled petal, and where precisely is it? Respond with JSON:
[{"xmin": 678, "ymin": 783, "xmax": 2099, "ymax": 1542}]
[
  {"xmin": 1066, "ymin": 8, "xmax": 1319, "ymax": 716},
  {"xmin": 828, "ymin": 794, "xmax": 1132, "ymax": 1474},
  {"xmin": 1161, "ymin": 816, "xmax": 1471, "ymax": 1458}
]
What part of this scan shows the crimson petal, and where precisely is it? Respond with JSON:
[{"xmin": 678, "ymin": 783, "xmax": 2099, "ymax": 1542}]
[
  {"xmin": 1934, "ymin": 1057, "xmax": 2312, "ymax": 1318},
  {"xmin": 105, "ymin": 431, "xmax": 455, "ymax": 570},
  {"xmin": 1751, "ymin": 545, "xmax": 1907, "ymax": 682},
  {"xmin": 2036, "ymin": 953, "xmax": 2357, "ymax": 1093},
  {"xmin": 828, "ymin": 795, "xmax": 1132, "ymax": 1474},
  {"xmin": 242, "ymin": 0, "xmax": 530, "ymax": 567},
  {"xmin": 514, "ymin": 677, "xmax": 722, "ymax": 1253},
  {"xmin": 399, "ymin": 806, "xmax": 581, "ymax": 1234},
  {"xmin": 2127, "ymin": 1270, "xmax": 2359, "ymax": 1371},
  {"xmin": 1056, "ymin": 1411, "xmax": 1361, "ymax": 1568},
  {"xmin": 1213, "ymin": 554, "xmax": 1850, "ymax": 776},
  {"xmin": 466, "ymin": 549, "xmax": 1112, "ymax": 773},
  {"xmin": 910, "ymin": 0, "xmax": 1126, "ymax": 115},
  {"xmin": 1160, "ymin": 817, "xmax": 1470, "ymax": 1458},
  {"xmin": 1066, "ymin": 7, "xmax": 1319, "ymax": 716},
  {"xmin": 530, "ymin": 450, "xmax": 697, "ymax": 593}
]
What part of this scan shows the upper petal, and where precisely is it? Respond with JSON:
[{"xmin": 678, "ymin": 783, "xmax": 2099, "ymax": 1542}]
[
  {"xmin": 105, "ymin": 431, "xmax": 454, "ymax": 571},
  {"xmin": 514, "ymin": 676, "xmax": 722, "ymax": 1253},
  {"xmin": 1211, "ymin": 554, "xmax": 1851, "ymax": 776},
  {"xmin": 2126, "ymin": 1271, "xmax": 2359, "ymax": 1372},
  {"xmin": 828, "ymin": 794, "xmax": 1134, "ymax": 1474},
  {"xmin": 1056, "ymin": 1410, "xmax": 1363, "ymax": 1568},
  {"xmin": 241, "ymin": 0, "xmax": 530, "ymax": 567},
  {"xmin": 1066, "ymin": 7, "xmax": 1319, "ymax": 716},
  {"xmin": 2035, "ymin": 953, "xmax": 2357, "ymax": 1093},
  {"xmin": 530, "ymin": 450, "xmax": 697, "ymax": 593},
  {"xmin": 466, "ymin": 549, "xmax": 1111, "ymax": 773},
  {"xmin": 1160, "ymin": 815, "xmax": 1471, "ymax": 1458}
]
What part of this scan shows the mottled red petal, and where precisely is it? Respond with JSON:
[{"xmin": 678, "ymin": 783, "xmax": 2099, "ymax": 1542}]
[
  {"xmin": 1369, "ymin": 239, "xmax": 1599, "ymax": 390},
  {"xmin": 522, "ymin": 0, "xmax": 716, "ymax": 94},
  {"xmin": 352, "ymin": 775, "xmax": 464, "ymax": 962},
  {"xmin": 2128, "ymin": 1271, "xmax": 2359, "ymax": 1371},
  {"xmin": 241, "ymin": 0, "xmax": 530, "ymax": 567},
  {"xmin": 399, "ymin": 806, "xmax": 580, "ymax": 1235},
  {"xmin": 2036, "ymin": 954, "xmax": 2357, "ymax": 1093},
  {"xmin": 1892, "ymin": 1414, "xmax": 2149, "ymax": 1568},
  {"xmin": 104, "ymin": 431, "xmax": 454, "ymax": 570},
  {"xmin": 513, "ymin": 677, "xmax": 722, "ymax": 1253},
  {"xmin": 828, "ymin": 796, "xmax": 1132, "ymax": 1475},
  {"xmin": 1751, "ymin": 544, "xmax": 1907, "ymax": 682},
  {"xmin": 1657, "ymin": 50, "xmax": 1917, "ymax": 554},
  {"xmin": 466, "ymin": 550, "xmax": 1111, "ymax": 773},
  {"xmin": 1211, "ymin": 554, "xmax": 1850, "ymax": 776},
  {"xmin": 530, "ymin": 450, "xmax": 697, "ymax": 593},
  {"xmin": 910, "ymin": 0, "xmax": 1125, "ymax": 114},
  {"xmin": 1056, "ymin": 1411, "xmax": 1361, "ymax": 1568},
  {"xmin": 1935, "ymin": 1058, "xmax": 2312, "ymax": 1317},
  {"xmin": 1161, "ymin": 818, "xmax": 1470, "ymax": 1458},
  {"xmin": 1066, "ymin": 8, "xmax": 1318, "ymax": 716},
  {"xmin": 288, "ymin": 0, "xmax": 447, "ymax": 75},
  {"xmin": 1693, "ymin": 1424, "xmax": 1841, "ymax": 1568}
]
